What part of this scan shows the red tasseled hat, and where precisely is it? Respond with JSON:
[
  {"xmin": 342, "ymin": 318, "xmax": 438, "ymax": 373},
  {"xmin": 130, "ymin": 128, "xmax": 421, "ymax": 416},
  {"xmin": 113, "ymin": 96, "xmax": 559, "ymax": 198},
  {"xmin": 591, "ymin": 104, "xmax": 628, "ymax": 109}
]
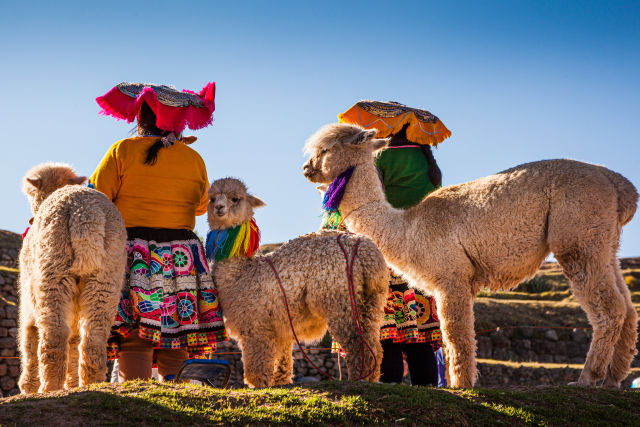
[{"xmin": 96, "ymin": 82, "xmax": 215, "ymax": 134}]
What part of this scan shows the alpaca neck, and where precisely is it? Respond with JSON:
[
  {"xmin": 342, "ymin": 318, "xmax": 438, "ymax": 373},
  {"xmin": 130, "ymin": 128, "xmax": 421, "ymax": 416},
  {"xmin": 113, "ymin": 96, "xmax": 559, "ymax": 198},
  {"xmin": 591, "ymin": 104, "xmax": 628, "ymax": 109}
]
[
  {"xmin": 206, "ymin": 218, "xmax": 261, "ymax": 262},
  {"xmin": 339, "ymin": 162, "xmax": 407, "ymax": 258}
]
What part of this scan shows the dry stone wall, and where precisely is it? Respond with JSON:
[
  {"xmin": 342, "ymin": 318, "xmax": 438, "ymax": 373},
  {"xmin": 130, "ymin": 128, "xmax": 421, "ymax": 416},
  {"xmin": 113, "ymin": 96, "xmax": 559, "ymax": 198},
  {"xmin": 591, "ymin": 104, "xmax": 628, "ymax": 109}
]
[{"xmin": 0, "ymin": 230, "xmax": 21, "ymax": 397}]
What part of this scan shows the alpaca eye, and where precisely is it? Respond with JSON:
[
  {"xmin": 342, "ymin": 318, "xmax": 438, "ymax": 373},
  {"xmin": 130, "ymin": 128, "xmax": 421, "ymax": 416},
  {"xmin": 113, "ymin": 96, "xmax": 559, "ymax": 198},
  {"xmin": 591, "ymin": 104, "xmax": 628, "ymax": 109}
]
[
  {"xmin": 209, "ymin": 197, "xmax": 215, "ymax": 203},
  {"xmin": 232, "ymin": 197, "xmax": 240, "ymax": 203}
]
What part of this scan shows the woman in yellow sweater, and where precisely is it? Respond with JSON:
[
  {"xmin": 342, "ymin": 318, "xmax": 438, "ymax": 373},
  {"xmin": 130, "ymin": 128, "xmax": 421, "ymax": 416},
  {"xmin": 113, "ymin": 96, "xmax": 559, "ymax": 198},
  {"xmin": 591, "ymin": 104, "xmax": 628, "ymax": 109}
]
[{"xmin": 90, "ymin": 84, "xmax": 227, "ymax": 381}]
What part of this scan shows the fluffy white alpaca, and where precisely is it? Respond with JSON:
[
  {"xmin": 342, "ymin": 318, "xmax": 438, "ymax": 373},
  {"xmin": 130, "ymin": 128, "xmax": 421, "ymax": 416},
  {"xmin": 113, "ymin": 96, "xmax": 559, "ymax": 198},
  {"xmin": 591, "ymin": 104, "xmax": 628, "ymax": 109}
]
[
  {"xmin": 18, "ymin": 163, "xmax": 126, "ymax": 394},
  {"xmin": 302, "ymin": 123, "xmax": 638, "ymax": 388},
  {"xmin": 207, "ymin": 178, "xmax": 388, "ymax": 387}
]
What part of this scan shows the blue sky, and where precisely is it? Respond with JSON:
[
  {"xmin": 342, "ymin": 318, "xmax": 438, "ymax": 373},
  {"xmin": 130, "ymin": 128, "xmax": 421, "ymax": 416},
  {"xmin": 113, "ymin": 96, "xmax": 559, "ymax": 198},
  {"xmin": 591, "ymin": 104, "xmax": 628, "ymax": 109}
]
[{"xmin": 1, "ymin": 1, "xmax": 639, "ymax": 256}]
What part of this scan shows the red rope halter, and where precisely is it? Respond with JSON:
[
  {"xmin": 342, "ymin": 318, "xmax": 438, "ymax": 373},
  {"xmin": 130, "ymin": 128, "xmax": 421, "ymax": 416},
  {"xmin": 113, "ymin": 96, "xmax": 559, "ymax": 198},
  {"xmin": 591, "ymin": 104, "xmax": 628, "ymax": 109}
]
[{"xmin": 265, "ymin": 233, "xmax": 378, "ymax": 381}]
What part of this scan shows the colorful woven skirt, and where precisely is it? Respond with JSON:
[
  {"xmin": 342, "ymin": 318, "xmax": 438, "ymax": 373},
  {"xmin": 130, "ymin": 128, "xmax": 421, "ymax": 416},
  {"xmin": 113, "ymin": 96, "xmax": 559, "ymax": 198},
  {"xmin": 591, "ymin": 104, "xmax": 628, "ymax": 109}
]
[
  {"xmin": 107, "ymin": 227, "xmax": 228, "ymax": 359},
  {"xmin": 380, "ymin": 271, "xmax": 442, "ymax": 350}
]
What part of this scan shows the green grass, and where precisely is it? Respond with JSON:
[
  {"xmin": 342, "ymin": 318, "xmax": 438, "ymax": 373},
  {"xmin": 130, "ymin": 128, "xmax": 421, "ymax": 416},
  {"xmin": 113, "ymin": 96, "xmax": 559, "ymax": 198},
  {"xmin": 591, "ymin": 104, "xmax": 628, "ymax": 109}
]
[{"xmin": 1, "ymin": 380, "xmax": 639, "ymax": 426}]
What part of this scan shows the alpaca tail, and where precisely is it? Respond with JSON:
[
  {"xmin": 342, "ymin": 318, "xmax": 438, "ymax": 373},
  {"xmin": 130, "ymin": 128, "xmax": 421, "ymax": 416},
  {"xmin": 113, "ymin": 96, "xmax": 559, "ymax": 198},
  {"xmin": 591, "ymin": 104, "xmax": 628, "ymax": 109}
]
[
  {"xmin": 602, "ymin": 168, "xmax": 638, "ymax": 226},
  {"xmin": 69, "ymin": 203, "xmax": 107, "ymax": 276}
]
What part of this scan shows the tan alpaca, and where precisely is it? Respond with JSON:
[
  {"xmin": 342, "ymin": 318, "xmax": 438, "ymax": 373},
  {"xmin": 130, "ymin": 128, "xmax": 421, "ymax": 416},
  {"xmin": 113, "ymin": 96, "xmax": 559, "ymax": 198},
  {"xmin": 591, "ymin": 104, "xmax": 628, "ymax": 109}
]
[
  {"xmin": 18, "ymin": 163, "xmax": 127, "ymax": 394},
  {"xmin": 208, "ymin": 178, "xmax": 388, "ymax": 387},
  {"xmin": 302, "ymin": 123, "xmax": 638, "ymax": 389}
]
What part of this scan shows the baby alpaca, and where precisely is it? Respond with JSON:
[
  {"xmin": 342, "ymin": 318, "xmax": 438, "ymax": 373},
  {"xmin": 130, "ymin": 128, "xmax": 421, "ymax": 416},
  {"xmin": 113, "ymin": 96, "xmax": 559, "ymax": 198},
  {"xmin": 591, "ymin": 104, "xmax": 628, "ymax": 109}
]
[
  {"xmin": 208, "ymin": 178, "xmax": 388, "ymax": 387},
  {"xmin": 18, "ymin": 163, "xmax": 127, "ymax": 394},
  {"xmin": 303, "ymin": 123, "xmax": 638, "ymax": 388}
]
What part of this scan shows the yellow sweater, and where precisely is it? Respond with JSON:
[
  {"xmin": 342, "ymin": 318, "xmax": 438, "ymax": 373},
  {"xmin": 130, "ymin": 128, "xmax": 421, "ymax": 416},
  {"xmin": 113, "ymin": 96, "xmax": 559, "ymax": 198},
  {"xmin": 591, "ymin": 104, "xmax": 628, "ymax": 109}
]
[{"xmin": 90, "ymin": 137, "xmax": 209, "ymax": 230}]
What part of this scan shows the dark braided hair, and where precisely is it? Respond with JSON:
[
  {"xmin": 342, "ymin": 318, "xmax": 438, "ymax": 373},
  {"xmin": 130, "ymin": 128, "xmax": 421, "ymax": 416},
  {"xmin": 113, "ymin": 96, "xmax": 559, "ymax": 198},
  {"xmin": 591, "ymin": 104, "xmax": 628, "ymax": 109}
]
[
  {"xmin": 137, "ymin": 102, "xmax": 169, "ymax": 165},
  {"xmin": 387, "ymin": 124, "xmax": 442, "ymax": 187}
]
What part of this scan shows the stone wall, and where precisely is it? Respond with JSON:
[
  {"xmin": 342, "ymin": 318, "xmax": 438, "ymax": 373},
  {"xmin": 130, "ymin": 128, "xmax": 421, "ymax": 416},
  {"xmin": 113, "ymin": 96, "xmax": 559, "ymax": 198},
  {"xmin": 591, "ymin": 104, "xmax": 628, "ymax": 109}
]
[
  {"xmin": 477, "ymin": 325, "xmax": 640, "ymax": 367},
  {"xmin": 0, "ymin": 230, "xmax": 21, "ymax": 269},
  {"xmin": 0, "ymin": 287, "xmax": 19, "ymax": 397}
]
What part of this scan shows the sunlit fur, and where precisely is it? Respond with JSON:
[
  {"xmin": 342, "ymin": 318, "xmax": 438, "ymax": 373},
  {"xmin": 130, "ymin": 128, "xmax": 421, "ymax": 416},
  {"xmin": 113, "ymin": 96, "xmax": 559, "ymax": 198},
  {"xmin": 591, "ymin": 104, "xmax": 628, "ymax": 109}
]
[
  {"xmin": 208, "ymin": 178, "xmax": 388, "ymax": 387},
  {"xmin": 303, "ymin": 123, "xmax": 638, "ymax": 389},
  {"xmin": 18, "ymin": 163, "xmax": 126, "ymax": 394}
]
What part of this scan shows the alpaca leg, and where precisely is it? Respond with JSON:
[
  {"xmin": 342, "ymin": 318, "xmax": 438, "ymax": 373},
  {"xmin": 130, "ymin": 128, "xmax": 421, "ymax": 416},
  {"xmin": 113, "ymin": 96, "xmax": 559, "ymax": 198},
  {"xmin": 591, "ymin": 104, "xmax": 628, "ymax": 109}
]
[
  {"xmin": 240, "ymin": 336, "xmax": 276, "ymax": 388},
  {"xmin": 36, "ymin": 278, "xmax": 75, "ymax": 393},
  {"xmin": 354, "ymin": 284, "xmax": 384, "ymax": 382},
  {"xmin": 65, "ymin": 331, "xmax": 80, "ymax": 389},
  {"xmin": 65, "ymin": 305, "xmax": 81, "ymax": 389},
  {"xmin": 77, "ymin": 276, "xmax": 120, "ymax": 387},
  {"xmin": 18, "ymin": 317, "xmax": 40, "ymax": 394},
  {"xmin": 436, "ymin": 289, "xmax": 477, "ymax": 388},
  {"xmin": 558, "ymin": 256, "xmax": 626, "ymax": 386},
  {"xmin": 602, "ymin": 257, "xmax": 638, "ymax": 388},
  {"xmin": 330, "ymin": 324, "xmax": 382, "ymax": 382},
  {"xmin": 272, "ymin": 341, "xmax": 294, "ymax": 385}
]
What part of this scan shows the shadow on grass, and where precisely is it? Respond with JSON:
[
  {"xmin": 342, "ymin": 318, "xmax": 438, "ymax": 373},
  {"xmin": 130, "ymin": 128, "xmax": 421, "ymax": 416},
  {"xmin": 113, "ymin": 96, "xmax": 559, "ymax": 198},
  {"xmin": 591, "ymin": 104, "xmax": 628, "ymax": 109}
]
[
  {"xmin": 0, "ymin": 390, "xmax": 217, "ymax": 426},
  {"xmin": 309, "ymin": 381, "xmax": 640, "ymax": 426}
]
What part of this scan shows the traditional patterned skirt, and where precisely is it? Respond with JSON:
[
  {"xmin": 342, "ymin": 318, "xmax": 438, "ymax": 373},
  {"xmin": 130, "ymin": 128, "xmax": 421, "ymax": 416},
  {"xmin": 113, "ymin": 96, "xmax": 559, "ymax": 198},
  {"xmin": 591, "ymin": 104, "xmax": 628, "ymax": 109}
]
[
  {"xmin": 107, "ymin": 227, "xmax": 228, "ymax": 359},
  {"xmin": 380, "ymin": 270, "xmax": 442, "ymax": 351}
]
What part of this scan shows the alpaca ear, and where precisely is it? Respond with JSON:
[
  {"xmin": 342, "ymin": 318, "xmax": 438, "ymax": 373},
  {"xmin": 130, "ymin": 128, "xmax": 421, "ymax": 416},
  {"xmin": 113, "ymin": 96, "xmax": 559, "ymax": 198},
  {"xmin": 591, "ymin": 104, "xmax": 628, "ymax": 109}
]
[
  {"xmin": 26, "ymin": 177, "xmax": 42, "ymax": 189},
  {"xmin": 316, "ymin": 184, "xmax": 328, "ymax": 196},
  {"xmin": 69, "ymin": 176, "xmax": 87, "ymax": 185},
  {"xmin": 347, "ymin": 129, "xmax": 378, "ymax": 146},
  {"xmin": 247, "ymin": 195, "xmax": 266, "ymax": 208},
  {"xmin": 370, "ymin": 137, "xmax": 390, "ymax": 151}
]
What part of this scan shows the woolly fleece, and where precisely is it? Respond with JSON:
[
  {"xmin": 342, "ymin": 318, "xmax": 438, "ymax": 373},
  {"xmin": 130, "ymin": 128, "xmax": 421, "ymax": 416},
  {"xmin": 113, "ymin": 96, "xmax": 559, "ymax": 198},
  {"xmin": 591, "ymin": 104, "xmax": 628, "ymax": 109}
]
[
  {"xmin": 18, "ymin": 163, "xmax": 127, "ymax": 394},
  {"xmin": 302, "ymin": 123, "xmax": 638, "ymax": 389}
]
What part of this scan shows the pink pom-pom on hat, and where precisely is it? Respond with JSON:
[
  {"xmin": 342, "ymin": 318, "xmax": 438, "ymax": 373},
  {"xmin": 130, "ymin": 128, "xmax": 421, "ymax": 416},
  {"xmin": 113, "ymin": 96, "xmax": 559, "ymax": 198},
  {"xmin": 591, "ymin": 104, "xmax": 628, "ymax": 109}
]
[{"xmin": 96, "ymin": 82, "xmax": 216, "ymax": 134}]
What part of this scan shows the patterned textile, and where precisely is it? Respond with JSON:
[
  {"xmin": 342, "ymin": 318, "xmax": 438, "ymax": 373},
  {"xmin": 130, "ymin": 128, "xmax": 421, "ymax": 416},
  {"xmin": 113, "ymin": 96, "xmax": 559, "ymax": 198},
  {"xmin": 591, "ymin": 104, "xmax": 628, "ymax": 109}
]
[
  {"xmin": 338, "ymin": 100, "xmax": 451, "ymax": 147},
  {"xmin": 380, "ymin": 271, "xmax": 442, "ymax": 351},
  {"xmin": 96, "ymin": 82, "xmax": 215, "ymax": 134},
  {"xmin": 107, "ymin": 233, "xmax": 228, "ymax": 360}
]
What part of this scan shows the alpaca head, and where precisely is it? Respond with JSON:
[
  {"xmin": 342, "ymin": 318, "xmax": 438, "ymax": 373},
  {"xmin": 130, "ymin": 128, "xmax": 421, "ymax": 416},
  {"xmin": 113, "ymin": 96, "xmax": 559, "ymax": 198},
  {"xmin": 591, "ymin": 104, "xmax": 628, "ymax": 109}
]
[
  {"xmin": 22, "ymin": 163, "xmax": 86, "ymax": 215},
  {"xmin": 207, "ymin": 178, "xmax": 266, "ymax": 230},
  {"xmin": 302, "ymin": 123, "xmax": 389, "ymax": 184}
]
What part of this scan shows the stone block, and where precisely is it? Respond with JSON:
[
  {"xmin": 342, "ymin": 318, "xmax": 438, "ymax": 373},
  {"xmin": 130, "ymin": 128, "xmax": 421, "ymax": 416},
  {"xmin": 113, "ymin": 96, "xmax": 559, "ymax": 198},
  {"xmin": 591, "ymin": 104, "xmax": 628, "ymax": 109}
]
[
  {"xmin": 565, "ymin": 341, "xmax": 581, "ymax": 358},
  {"xmin": 8, "ymin": 366, "xmax": 19, "ymax": 377},
  {"xmin": 490, "ymin": 330, "xmax": 510, "ymax": 349},
  {"xmin": 0, "ymin": 349, "xmax": 15, "ymax": 356},
  {"xmin": 544, "ymin": 329, "xmax": 559, "ymax": 342},
  {"xmin": 0, "ymin": 319, "xmax": 16, "ymax": 327},
  {"xmin": 476, "ymin": 336, "xmax": 493, "ymax": 358},
  {"xmin": 8, "ymin": 328, "xmax": 16, "ymax": 337},
  {"xmin": 571, "ymin": 328, "xmax": 590, "ymax": 344},
  {"xmin": 0, "ymin": 337, "xmax": 16, "ymax": 349},
  {"xmin": 0, "ymin": 328, "xmax": 7, "ymax": 338},
  {"xmin": 5, "ymin": 305, "xmax": 17, "ymax": 319},
  {"xmin": 0, "ymin": 364, "xmax": 6, "ymax": 376},
  {"xmin": 492, "ymin": 348, "xmax": 509, "ymax": 360},
  {"xmin": 518, "ymin": 327, "xmax": 534, "ymax": 339},
  {"xmin": 0, "ymin": 376, "xmax": 15, "ymax": 391}
]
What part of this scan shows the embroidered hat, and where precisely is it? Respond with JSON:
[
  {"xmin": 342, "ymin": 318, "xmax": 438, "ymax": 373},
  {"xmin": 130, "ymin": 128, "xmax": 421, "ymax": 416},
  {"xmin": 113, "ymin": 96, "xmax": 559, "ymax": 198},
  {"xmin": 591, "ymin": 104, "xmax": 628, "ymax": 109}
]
[
  {"xmin": 96, "ymin": 82, "xmax": 216, "ymax": 134},
  {"xmin": 338, "ymin": 100, "xmax": 451, "ymax": 146}
]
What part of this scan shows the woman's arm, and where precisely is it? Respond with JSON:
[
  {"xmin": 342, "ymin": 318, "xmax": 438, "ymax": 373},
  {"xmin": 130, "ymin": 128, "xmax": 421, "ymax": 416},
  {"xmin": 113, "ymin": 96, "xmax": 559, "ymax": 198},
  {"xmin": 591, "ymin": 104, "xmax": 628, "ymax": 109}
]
[{"xmin": 89, "ymin": 142, "xmax": 123, "ymax": 201}]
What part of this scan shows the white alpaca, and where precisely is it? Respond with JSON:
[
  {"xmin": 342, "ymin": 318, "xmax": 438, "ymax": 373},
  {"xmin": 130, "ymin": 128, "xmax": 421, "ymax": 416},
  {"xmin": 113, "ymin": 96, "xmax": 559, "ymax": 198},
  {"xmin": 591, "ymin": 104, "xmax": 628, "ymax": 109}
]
[
  {"xmin": 207, "ymin": 178, "xmax": 388, "ymax": 387},
  {"xmin": 302, "ymin": 123, "xmax": 638, "ymax": 388},
  {"xmin": 18, "ymin": 163, "xmax": 127, "ymax": 394}
]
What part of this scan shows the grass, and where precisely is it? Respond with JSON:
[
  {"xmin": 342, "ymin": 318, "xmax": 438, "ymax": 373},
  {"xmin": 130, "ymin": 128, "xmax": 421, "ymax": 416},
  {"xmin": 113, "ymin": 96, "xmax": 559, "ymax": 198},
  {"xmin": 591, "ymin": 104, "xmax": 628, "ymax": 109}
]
[{"xmin": 1, "ymin": 380, "xmax": 639, "ymax": 426}]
